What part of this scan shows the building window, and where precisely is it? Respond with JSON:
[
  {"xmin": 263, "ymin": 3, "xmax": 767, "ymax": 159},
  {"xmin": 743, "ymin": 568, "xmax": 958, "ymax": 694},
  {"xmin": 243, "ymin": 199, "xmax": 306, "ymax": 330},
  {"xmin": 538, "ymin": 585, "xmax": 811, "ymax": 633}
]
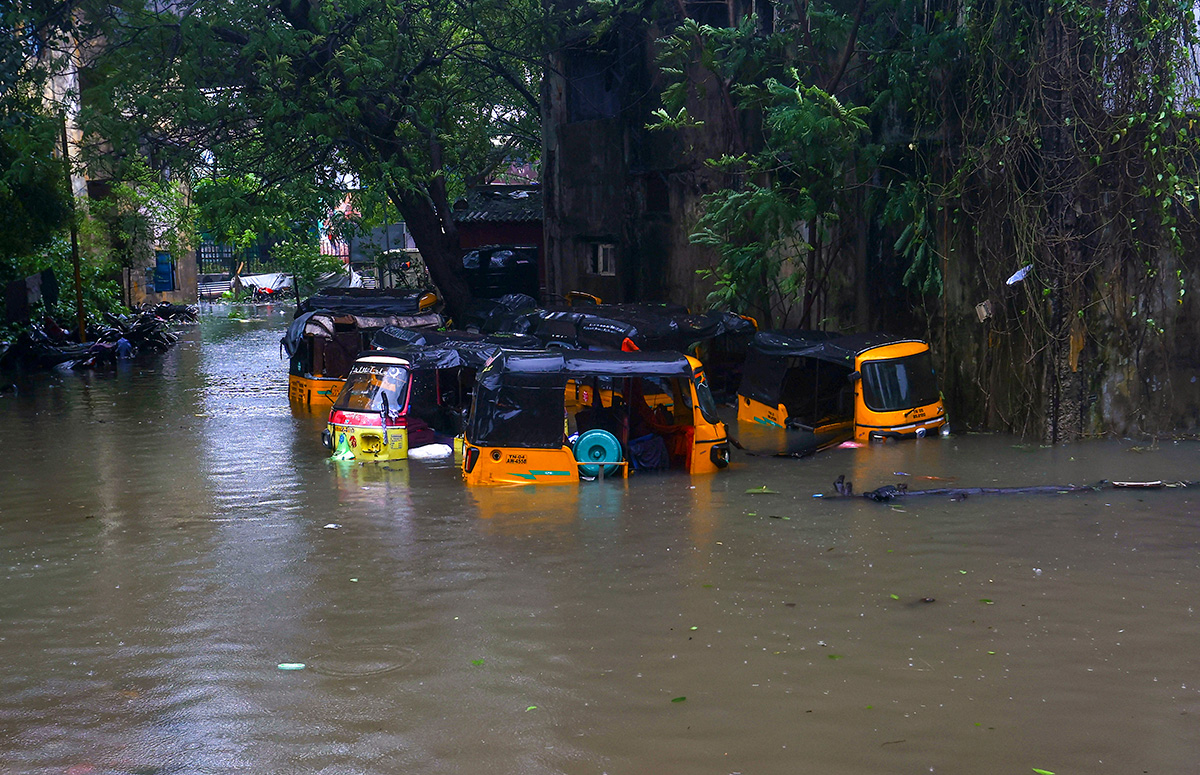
[{"xmin": 589, "ymin": 243, "xmax": 616, "ymax": 276}]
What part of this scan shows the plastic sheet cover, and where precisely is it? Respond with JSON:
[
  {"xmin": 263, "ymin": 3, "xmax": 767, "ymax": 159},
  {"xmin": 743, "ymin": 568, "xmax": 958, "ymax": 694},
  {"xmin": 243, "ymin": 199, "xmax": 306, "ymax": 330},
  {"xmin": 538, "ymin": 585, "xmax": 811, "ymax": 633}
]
[
  {"xmin": 491, "ymin": 304, "xmax": 755, "ymax": 352},
  {"xmin": 467, "ymin": 352, "xmax": 568, "ymax": 449}
]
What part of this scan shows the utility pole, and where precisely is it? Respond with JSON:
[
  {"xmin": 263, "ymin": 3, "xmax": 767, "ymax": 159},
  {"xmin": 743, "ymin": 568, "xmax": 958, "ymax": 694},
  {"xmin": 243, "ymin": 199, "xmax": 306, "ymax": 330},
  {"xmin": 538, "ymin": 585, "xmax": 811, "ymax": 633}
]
[{"xmin": 60, "ymin": 115, "xmax": 86, "ymax": 343}]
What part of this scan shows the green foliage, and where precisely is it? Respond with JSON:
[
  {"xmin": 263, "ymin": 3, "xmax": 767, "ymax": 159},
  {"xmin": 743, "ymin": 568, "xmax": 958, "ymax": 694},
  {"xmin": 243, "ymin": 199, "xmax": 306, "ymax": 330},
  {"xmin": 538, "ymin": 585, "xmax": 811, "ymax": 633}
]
[
  {"xmin": 0, "ymin": 97, "xmax": 72, "ymax": 266},
  {"xmin": 77, "ymin": 0, "xmax": 548, "ymax": 313},
  {"xmin": 270, "ymin": 239, "xmax": 344, "ymax": 299}
]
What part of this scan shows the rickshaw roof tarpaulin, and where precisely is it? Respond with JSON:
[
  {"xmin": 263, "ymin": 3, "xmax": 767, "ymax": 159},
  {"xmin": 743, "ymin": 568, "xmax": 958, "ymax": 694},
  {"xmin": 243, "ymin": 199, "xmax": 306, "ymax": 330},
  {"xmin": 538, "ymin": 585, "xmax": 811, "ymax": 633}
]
[
  {"xmin": 739, "ymin": 330, "xmax": 927, "ymax": 408},
  {"xmin": 372, "ymin": 337, "xmax": 532, "ymax": 371},
  {"xmin": 468, "ymin": 351, "xmax": 569, "ymax": 449},
  {"xmin": 562, "ymin": 350, "xmax": 695, "ymax": 378},
  {"xmin": 371, "ymin": 325, "xmax": 541, "ymax": 352},
  {"xmin": 749, "ymin": 330, "xmax": 923, "ymax": 363},
  {"xmin": 295, "ymin": 288, "xmax": 430, "ymax": 317},
  {"xmin": 505, "ymin": 304, "xmax": 754, "ymax": 351}
]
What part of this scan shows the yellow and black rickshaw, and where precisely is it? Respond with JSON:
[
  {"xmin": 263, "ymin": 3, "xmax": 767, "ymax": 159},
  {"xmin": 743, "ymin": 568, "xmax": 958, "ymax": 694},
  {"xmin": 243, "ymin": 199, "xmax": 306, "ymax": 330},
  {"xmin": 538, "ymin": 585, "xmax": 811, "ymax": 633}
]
[
  {"xmin": 323, "ymin": 334, "xmax": 541, "ymax": 462},
  {"xmin": 735, "ymin": 331, "xmax": 947, "ymax": 455},
  {"xmin": 283, "ymin": 288, "xmax": 441, "ymax": 408},
  {"xmin": 462, "ymin": 350, "xmax": 732, "ymax": 485}
]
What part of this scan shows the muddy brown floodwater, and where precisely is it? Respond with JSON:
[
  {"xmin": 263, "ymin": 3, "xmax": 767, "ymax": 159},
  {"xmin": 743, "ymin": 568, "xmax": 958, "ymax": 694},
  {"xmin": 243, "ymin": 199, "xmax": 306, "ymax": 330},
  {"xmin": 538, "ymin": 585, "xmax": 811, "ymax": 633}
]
[{"xmin": 1, "ymin": 305, "xmax": 1198, "ymax": 775}]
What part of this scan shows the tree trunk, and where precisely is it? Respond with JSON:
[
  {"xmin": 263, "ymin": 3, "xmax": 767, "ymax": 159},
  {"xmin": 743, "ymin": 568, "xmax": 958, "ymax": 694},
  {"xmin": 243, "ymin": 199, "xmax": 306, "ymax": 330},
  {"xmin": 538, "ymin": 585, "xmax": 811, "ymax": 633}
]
[
  {"xmin": 386, "ymin": 185, "xmax": 474, "ymax": 322},
  {"xmin": 1041, "ymin": 12, "xmax": 1086, "ymax": 443}
]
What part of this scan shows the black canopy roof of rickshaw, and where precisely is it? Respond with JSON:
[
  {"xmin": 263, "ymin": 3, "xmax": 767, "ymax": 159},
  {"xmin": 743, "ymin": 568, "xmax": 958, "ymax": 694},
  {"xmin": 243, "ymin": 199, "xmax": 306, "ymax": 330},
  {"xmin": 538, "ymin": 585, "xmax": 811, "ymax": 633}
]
[
  {"xmin": 748, "ymin": 330, "xmax": 927, "ymax": 366},
  {"xmin": 495, "ymin": 303, "xmax": 755, "ymax": 351},
  {"xmin": 562, "ymin": 350, "xmax": 696, "ymax": 377},
  {"xmin": 359, "ymin": 345, "xmax": 486, "ymax": 371},
  {"xmin": 371, "ymin": 325, "xmax": 541, "ymax": 352},
  {"xmin": 294, "ymin": 288, "xmax": 430, "ymax": 318},
  {"xmin": 484, "ymin": 349, "xmax": 697, "ymax": 378}
]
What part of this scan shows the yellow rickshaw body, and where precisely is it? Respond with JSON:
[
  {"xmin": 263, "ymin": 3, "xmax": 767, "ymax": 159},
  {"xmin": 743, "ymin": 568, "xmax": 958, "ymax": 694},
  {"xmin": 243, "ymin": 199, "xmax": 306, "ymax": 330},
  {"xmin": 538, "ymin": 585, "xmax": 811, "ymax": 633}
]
[
  {"xmin": 852, "ymin": 341, "xmax": 947, "ymax": 442},
  {"xmin": 328, "ymin": 421, "xmax": 410, "ymax": 462},
  {"xmin": 463, "ymin": 354, "xmax": 729, "ymax": 486},
  {"xmin": 290, "ymin": 373, "xmax": 345, "ymax": 408}
]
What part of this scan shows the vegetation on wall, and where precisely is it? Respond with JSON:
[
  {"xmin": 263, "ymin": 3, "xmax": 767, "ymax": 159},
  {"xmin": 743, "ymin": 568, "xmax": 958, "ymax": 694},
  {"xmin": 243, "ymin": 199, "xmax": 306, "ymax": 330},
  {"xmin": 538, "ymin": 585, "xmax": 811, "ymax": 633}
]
[{"xmin": 648, "ymin": 0, "xmax": 1200, "ymax": 438}]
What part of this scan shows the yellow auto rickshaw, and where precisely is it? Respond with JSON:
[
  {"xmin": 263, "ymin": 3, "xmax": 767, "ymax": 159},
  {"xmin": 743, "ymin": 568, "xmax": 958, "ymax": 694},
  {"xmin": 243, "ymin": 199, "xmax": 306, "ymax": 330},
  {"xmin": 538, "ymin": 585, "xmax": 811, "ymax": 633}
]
[
  {"xmin": 462, "ymin": 350, "xmax": 731, "ymax": 486},
  {"xmin": 284, "ymin": 288, "xmax": 441, "ymax": 409},
  {"xmin": 735, "ymin": 331, "xmax": 947, "ymax": 455}
]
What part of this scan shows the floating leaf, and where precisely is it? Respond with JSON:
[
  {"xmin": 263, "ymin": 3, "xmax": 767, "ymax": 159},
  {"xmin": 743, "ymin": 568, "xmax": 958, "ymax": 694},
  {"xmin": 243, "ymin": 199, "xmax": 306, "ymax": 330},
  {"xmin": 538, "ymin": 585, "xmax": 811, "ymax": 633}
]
[
  {"xmin": 671, "ymin": 696, "xmax": 687, "ymax": 703},
  {"xmin": 471, "ymin": 659, "xmax": 485, "ymax": 666},
  {"xmin": 979, "ymin": 599, "xmax": 994, "ymax": 604},
  {"xmin": 525, "ymin": 705, "xmax": 537, "ymax": 712},
  {"xmin": 690, "ymin": 626, "xmax": 698, "ymax": 630},
  {"xmin": 701, "ymin": 584, "xmax": 713, "ymax": 588},
  {"xmin": 828, "ymin": 654, "xmax": 844, "ymax": 660},
  {"xmin": 1032, "ymin": 769, "xmax": 1055, "ymax": 775},
  {"xmin": 745, "ymin": 486, "xmax": 779, "ymax": 494},
  {"xmin": 889, "ymin": 594, "xmax": 900, "ymax": 600},
  {"xmin": 747, "ymin": 512, "xmax": 757, "ymax": 516}
]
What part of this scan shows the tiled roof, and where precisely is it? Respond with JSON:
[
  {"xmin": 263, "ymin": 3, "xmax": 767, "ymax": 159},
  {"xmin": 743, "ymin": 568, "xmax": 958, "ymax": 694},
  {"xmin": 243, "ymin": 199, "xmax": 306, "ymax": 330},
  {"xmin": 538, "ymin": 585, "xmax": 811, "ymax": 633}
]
[{"xmin": 452, "ymin": 185, "xmax": 542, "ymax": 224}]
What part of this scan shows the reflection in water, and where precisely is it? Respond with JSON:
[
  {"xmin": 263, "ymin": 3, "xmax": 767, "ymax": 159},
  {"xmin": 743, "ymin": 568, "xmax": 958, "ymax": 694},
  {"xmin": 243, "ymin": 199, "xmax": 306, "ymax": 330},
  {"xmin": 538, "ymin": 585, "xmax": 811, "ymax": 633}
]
[{"xmin": 1, "ymin": 306, "xmax": 1199, "ymax": 774}]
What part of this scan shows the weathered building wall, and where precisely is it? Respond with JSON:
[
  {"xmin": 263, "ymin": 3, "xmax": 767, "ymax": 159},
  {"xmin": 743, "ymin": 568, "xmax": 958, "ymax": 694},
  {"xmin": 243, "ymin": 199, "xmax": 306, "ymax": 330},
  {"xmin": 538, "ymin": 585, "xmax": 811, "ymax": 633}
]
[
  {"xmin": 922, "ymin": 233, "xmax": 1200, "ymax": 438},
  {"xmin": 543, "ymin": 14, "xmax": 738, "ymax": 310}
]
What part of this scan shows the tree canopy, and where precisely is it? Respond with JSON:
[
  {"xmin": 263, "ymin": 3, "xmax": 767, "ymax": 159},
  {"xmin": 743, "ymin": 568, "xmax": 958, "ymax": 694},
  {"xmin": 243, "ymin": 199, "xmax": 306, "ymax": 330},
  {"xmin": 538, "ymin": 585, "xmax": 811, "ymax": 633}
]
[{"xmin": 80, "ymin": 0, "xmax": 547, "ymax": 317}]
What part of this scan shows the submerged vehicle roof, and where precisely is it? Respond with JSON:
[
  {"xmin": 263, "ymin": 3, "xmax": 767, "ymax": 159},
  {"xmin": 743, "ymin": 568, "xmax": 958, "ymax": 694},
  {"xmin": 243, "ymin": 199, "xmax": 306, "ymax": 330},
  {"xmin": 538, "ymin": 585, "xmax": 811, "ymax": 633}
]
[
  {"xmin": 480, "ymin": 349, "xmax": 699, "ymax": 381},
  {"xmin": 294, "ymin": 287, "xmax": 433, "ymax": 318},
  {"xmin": 283, "ymin": 289, "xmax": 443, "ymax": 357},
  {"xmin": 748, "ymin": 330, "xmax": 928, "ymax": 366},
  {"xmin": 495, "ymin": 303, "xmax": 755, "ymax": 352},
  {"xmin": 371, "ymin": 325, "xmax": 541, "ymax": 352}
]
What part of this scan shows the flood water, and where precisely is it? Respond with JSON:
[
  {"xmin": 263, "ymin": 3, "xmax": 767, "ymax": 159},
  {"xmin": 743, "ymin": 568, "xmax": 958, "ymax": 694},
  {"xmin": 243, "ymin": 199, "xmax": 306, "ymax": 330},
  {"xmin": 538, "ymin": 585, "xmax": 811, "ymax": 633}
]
[{"xmin": 2, "ymin": 305, "xmax": 1198, "ymax": 775}]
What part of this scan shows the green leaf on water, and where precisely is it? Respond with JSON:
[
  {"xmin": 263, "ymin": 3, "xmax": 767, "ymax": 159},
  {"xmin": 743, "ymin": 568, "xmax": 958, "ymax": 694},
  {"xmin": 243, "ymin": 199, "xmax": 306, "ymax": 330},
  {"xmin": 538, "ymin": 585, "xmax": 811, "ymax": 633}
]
[
  {"xmin": 745, "ymin": 486, "xmax": 779, "ymax": 494},
  {"xmin": 828, "ymin": 654, "xmax": 844, "ymax": 660},
  {"xmin": 671, "ymin": 696, "xmax": 687, "ymax": 703},
  {"xmin": 690, "ymin": 626, "xmax": 698, "ymax": 630},
  {"xmin": 747, "ymin": 512, "xmax": 757, "ymax": 516},
  {"xmin": 526, "ymin": 705, "xmax": 537, "ymax": 711},
  {"xmin": 1032, "ymin": 769, "xmax": 1055, "ymax": 775},
  {"xmin": 890, "ymin": 594, "xmax": 900, "ymax": 600},
  {"xmin": 701, "ymin": 584, "xmax": 713, "ymax": 588},
  {"xmin": 979, "ymin": 599, "xmax": 994, "ymax": 604},
  {"xmin": 959, "ymin": 570, "xmax": 968, "ymax": 574},
  {"xmin": 471, "ymin": 659, "xmax": 485, "ymax": 666},
  {"xmin": 987, "ymin": 651, "xmax": 996, "ymax": 655}
]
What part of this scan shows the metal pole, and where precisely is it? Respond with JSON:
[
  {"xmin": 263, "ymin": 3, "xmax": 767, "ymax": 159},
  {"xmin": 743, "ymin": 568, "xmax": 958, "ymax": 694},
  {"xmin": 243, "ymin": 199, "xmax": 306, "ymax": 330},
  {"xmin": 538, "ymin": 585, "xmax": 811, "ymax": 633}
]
[{"xmin": 61, "ymin": 116, "xmax": 86, "ymax": 343}]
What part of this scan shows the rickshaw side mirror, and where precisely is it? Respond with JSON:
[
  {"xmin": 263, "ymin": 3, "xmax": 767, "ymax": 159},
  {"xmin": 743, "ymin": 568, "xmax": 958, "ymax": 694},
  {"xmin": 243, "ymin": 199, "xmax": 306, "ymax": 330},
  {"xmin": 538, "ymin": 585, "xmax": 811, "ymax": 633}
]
[{"xmin": 847, "ymin": 370, "xmax": 861, "ymax": 382}]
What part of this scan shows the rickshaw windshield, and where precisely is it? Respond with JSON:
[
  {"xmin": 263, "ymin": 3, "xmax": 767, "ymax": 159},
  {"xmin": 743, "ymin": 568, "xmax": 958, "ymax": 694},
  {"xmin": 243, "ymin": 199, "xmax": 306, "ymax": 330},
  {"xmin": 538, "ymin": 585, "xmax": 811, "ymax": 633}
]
[
  {"xmin": 861, "ymin": 352, "xmax": 939, "ymax": 412},
  {"xmin": 693, "ymin": 372, "xmax": 721, "ymax": 424},
  {"xmin": 334, "ymin": 364, "xmax": 410, "ymax": 413}
]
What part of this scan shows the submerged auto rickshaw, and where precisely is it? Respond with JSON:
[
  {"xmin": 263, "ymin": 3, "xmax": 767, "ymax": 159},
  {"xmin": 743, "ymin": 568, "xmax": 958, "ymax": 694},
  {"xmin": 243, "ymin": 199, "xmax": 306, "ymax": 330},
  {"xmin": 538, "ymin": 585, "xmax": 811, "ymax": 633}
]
[
  {"xmin": 736, "ymin": 331, "xmax": 947, "ymax": 456},
  {"xmin": 324, "ymin": 340, "xmax": 512, "ymax": 462},
  {"xmin": 462, "ymin": 350, "xmax": 731, "ymax": 486},
  {"xmin": 283, "ymin": 288, "xmax": 441, "ymax": 408},
  {"xmin": 324, "ymin": 331, "xmax": 544, "ymax": 462}
]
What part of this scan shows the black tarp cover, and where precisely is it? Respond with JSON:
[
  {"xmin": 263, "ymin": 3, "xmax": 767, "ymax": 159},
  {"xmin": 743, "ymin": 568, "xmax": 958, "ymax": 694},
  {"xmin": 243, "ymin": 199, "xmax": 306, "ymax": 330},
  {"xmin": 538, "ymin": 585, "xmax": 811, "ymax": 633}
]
[
  {"xmin": 739, "ymin": 331, "xmax": 926, "ymax": 408},
  {"xmin": 468, "ymin": 351, "xmax": 568, "ymax": 448},
  {"xmin": 492, "ymin": 304, "xmax": 755, "ymax": 352},
  {"xmin": 294, "ymin": 288, "xmax": 430, "ymax": 317},
  {"xmin": 371, "ymin": 325, "xmax": 541, "ymax": 353}
]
